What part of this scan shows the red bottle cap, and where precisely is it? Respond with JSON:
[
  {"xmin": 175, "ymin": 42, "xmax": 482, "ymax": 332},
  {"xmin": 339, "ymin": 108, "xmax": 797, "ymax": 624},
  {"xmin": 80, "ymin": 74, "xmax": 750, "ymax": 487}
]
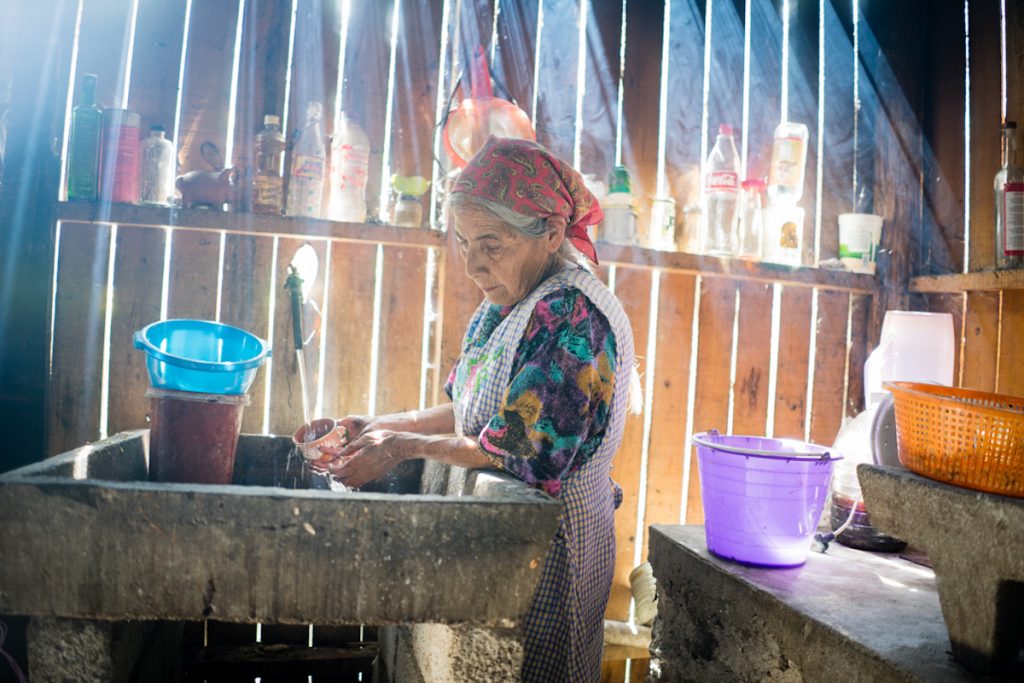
[{"xmin": 719, "ymin": 124, "xmax": 734, "ymax": 137}]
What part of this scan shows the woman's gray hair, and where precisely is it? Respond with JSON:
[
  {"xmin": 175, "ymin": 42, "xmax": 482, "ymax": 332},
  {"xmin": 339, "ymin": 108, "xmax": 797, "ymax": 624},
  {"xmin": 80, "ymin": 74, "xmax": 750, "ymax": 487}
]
[{"xmin": 448, "ymin": 193, "xmax": 592, "ymax": 269}]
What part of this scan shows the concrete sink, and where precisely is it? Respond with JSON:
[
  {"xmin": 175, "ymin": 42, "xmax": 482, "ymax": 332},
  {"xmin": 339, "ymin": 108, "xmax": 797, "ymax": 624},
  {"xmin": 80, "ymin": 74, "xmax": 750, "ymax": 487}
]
[{"xmin": 0, "ymin": 430, "xmax": 561, "ymax": 628}]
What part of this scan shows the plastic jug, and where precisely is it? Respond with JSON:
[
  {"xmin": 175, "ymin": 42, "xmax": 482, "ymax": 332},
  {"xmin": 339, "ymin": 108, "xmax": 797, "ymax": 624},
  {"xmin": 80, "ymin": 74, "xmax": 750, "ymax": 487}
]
[{"xmin": 863, "ymin": 310, "xmax": 955, "ymax": 409}]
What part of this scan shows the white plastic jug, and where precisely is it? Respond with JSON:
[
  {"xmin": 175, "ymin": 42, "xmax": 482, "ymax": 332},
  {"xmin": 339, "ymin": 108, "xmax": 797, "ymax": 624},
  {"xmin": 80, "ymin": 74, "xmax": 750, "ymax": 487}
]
[{"xmin": 863, "ymin": 310, "xmax": 955, "ymax": 408}]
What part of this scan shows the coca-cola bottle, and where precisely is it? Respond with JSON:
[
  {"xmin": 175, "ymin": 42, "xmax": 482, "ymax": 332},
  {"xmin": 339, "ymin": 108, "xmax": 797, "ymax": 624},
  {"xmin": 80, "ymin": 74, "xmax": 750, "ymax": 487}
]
[{"xmin": 702, "ymin": 124, "xmax": 741, "ymax": 256}]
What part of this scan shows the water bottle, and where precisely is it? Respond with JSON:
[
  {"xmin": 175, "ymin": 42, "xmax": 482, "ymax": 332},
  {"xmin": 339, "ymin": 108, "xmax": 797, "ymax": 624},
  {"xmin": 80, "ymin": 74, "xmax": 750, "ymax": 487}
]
[
  {"xmin": 328, "ymin": 112, "xmax": 369, "ymax": 222},
  {"xmin": 253, "ymin": 114, "xmax": 285, "ymax": 214},
  {"xmin": 702, "ymin": 124, "xmax": 741, "ymax": 256},
  {"xmin": 138, "ymin": 125, "xmax": 176, "ymax": 206},
  {"xmin": 767, "ymin": 121, "xmax": 809, "ymax": 205},
  {"xmin": 286, "ymin": 101, "xmax": 326, "ymax": 218}
]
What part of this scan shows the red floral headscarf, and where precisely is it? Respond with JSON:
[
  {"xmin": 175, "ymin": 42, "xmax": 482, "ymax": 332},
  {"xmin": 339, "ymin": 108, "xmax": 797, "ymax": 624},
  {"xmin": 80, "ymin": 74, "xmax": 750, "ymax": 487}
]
[{"xmin": 451, "ymin": 136, "xmax": 603, "ymax": 264}]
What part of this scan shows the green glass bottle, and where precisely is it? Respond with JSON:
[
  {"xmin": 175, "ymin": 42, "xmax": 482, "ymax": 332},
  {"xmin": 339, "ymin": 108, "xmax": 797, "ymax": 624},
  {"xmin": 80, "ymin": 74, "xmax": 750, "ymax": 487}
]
[{"xmin": 66, "ymin": 73, "xmax": 102, "ymax": 200}]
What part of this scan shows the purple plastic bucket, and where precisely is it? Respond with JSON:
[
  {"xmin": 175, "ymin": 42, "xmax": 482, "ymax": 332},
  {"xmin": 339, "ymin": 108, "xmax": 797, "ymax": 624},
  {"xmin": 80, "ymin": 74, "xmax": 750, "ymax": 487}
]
[{"xmin": 693, "ymin": 431, "xmax": 841, "ymax": 567}]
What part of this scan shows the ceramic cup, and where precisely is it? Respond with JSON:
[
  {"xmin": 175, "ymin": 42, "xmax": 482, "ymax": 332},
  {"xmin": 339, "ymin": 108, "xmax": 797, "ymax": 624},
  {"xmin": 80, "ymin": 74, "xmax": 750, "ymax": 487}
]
[{"xmin": 292, "ymin": 418, "xmax": 349, "ymax": 464}]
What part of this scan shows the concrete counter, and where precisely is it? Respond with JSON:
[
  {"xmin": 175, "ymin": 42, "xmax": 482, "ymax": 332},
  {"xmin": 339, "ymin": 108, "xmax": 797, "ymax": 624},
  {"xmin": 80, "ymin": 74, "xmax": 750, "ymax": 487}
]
[
  {"xmin": 647, "ymin": 525, "xmax": 1016, "ymax": 682},
  {"xmin": 0, "ymin": 430, "xmax": 561, "ymax": 680}
]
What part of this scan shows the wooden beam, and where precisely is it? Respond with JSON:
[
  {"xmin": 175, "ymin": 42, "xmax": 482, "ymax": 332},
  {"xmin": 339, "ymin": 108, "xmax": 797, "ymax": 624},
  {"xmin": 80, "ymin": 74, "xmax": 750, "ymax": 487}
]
[
  {"xmin": 56, "ymin": 201, "xmax": 447, "ymax": 248},
  {"xmin": 910, "ymin": 269, "xmax": 1024, "ymax": 293}
]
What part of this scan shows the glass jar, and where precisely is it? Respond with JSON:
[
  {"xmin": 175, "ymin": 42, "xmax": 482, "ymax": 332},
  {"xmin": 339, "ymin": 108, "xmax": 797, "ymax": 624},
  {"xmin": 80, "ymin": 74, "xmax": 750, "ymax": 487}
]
[
  {"xmin": 138, "ymin": 125, "xmax": 176, "ymax": 206},
  {"xmin": 737, "ymin": 178, "xmax": 765, "ymax": 260},
  {"xmin": 393, "ymin": 194, "xmax": 423, "ymax": 227}
]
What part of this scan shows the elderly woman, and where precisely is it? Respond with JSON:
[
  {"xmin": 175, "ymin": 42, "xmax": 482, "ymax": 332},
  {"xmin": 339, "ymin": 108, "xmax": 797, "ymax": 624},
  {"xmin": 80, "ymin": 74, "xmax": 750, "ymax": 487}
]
[{"xmin": 330, "ymin": 136, "xmax": 637, "ymax": 681}]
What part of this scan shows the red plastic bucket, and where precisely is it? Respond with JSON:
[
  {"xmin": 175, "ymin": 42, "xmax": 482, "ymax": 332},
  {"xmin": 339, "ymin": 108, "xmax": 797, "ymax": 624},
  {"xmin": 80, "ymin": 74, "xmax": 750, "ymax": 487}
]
[
  {"xmin": 693, "ymin": 431, "xmax": 841, "ymax": 567},
  {"xmin": 147, "ymin": 388, "xmax": 249, "ymax": 484}
]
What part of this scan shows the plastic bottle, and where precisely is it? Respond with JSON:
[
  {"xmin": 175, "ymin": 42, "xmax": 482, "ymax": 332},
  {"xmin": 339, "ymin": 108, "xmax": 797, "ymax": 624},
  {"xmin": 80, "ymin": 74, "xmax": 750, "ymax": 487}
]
[
  {"xmin": 702, "ymin": 124, "xmax": 741, "ymax": 256},
  {"xmin": 286, "ymin": 101, "xmax": 326, "ymax": 218},
  {"xmin": 737, "ymin": 178, "xmax": 765, "ymax": 260},
  {"xmin": 599, "ymin": 165, "xmax": 637, "ymax": 245},
  {"xmin": 253, "ymin": 114, "xmax": 285, "ymax": 214},
  {"xmin": 327, "ymin": 112, "xmax": 369, "ymax": 222},
  {"xmin": 138, "ymin": 125, "xmax": 176, "ymax": 206},
  {"xmin": 995, "ymin": 120, "xmax": 1024, "ymax": 269},
  {"xmin": 767, "ymin": 121, "xmax": 809, "ymax": 205},
  {"xmin": 66, "ymin": 73, "xmax": 103, "ymax": 200},
  {"xmin": 99, "ymin": 108, "xmax": 140, "ymax": 204}
]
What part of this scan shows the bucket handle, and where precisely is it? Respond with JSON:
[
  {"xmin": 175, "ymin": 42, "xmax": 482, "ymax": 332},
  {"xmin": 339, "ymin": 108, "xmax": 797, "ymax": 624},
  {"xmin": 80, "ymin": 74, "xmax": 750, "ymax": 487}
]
[{"xmin": 693, "ymin": 430, "xmax": 839, "ymax": 461}]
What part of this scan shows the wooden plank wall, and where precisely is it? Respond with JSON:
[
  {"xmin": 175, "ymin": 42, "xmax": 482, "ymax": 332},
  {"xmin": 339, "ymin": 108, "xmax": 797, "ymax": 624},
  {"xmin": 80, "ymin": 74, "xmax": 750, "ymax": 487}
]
[
  {"xmin": 35, "ymin": 0, "xmax": 1021, "ymax": 680},
  {"xmin": 920, "ymin": 1, "xmax": 1024, "ymax": 400}
]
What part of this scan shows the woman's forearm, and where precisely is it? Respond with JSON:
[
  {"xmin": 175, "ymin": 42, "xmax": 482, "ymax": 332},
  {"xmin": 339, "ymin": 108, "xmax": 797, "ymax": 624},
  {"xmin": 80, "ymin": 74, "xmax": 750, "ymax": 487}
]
[
  {"xmin": 370, "ymin": 403, "xmax": 455, "ymax": 435},
  {"xmin": 405, "ymin": 432, "xmax": 492, "ymax": 469}
]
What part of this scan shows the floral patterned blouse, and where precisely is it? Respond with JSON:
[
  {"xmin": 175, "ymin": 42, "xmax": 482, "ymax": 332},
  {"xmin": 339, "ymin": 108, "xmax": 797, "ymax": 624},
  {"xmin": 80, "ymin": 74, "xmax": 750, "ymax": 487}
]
[{"xmin": 446, "ymin": 287, "xmax": 618, "ymax": 499}]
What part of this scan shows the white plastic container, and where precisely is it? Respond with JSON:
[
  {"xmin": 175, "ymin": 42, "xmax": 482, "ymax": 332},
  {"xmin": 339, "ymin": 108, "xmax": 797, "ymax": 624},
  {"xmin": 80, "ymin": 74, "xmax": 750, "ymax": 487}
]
[
  {"xmin": 762, "ymin": 204, "xmax": 804, "ymax": 266},
  {"xmin": 839, "ymin": 213, "xmax": 883, "ymax": 274},
  {"xmin": 600, "ymin": 192, "xmax": 637, "ymax": 245},
  {"xmin": 863, "ymin": 310, "xmax": 955, "ymax": 409}
]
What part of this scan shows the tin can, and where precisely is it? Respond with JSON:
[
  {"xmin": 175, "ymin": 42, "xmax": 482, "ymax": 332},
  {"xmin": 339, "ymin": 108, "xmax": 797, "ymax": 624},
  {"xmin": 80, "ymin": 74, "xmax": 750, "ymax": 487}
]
[{"xmin": 100, "ymin": 108, "xmax": 141, "ymax": 203}]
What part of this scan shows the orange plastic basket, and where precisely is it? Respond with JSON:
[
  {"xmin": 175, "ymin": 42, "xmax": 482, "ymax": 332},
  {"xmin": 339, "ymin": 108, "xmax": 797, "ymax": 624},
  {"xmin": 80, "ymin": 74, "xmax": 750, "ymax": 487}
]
[{"xmin": 883, "ymin": 381, "xmax": 1024, "ymax": 497}]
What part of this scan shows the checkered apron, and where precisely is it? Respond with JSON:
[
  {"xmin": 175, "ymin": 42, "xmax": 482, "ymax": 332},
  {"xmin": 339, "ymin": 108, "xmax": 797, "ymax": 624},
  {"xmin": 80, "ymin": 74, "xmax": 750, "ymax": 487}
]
[{"xmin": 451, "ymin": 263, "xmax": 634, "ymax": 682}]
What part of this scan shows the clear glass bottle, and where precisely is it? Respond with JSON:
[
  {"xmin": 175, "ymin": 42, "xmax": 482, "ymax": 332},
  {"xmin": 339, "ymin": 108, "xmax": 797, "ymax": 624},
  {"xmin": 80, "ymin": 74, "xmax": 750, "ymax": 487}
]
[
  {"xmin": 66, "ymin": 73, "xmax": 102, "ymax": 200},
  {"xmin": 737, "ymin": 178, "xmax": 766, "ymax": 260},
  {"xmin": 138, "ymin": 125, "xmax": 176, "ymax": 206},
  {"xmin": 702, "ymin": 124, "xmax": 741, "ymax": 256},
  {"xmin": 767, "ymin": 121, "xmax": 809, "ymax": 205},
  {"xmin": 253, "ymin": 114, "xmax": 285, "ymax": 214},
  {"xmin": 286, "ymin": 102, "xmax": 326, "ymax": 218},
  {"xmin": 995, "ymin": 121, "xmax": 1024, "ymax": 269}
]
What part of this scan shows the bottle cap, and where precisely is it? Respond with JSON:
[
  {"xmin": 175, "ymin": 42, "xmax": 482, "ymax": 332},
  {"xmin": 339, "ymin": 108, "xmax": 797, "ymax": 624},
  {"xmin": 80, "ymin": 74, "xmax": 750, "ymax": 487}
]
[
  {"xmin": 608, "ymin": 165, "xmax": 632, "ymax": 194},
  {"xmin": 264, "ymin": 114, "xmax": 281, "ymax": 126},
  {"xmin": 1005, "ymin": 120, "xmax": 1018, "ymax": 129},
  {"xmin": 150, "ymin": 124, "xmax": 165, "ymax": 133},
  {"xmin": 741, "ymin": 178, "xmax": 766, "ymax": 190},
  {"xmin": 719, "ymin": 124, "xmax": 734, "ymax": 137}
]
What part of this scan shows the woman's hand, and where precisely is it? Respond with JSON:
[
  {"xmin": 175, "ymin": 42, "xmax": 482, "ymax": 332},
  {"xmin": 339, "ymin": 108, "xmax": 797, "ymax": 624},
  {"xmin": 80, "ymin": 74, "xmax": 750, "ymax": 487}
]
[
  {"xmin": 328, "ymin": 429, "xmax": 412, "ymax": 488},
  {"xmin": 336, "ymin": 414, "xmax": 374, "ymax": 440}
]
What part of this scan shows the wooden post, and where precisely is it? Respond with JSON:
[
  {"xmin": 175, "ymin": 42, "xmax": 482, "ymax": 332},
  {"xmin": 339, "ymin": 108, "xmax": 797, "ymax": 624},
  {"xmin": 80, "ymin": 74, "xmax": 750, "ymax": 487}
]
[{"xmin": 0, "ymin": 0, "xmax": 77, "ymax": 467}]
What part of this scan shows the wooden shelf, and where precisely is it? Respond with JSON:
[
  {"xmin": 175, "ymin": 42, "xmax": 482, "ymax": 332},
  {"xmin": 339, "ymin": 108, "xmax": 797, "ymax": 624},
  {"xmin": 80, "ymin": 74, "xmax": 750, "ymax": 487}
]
[
  {"xmin": 597, "ymin": 244, "xmax": 880, "ymax": 294},
  {"xmin": 56, "ymin": 201, "xmax": 879, "ymax": 294},
  {"xmin": 56, "ymin": 201, "xmax": 447, "ymax": 249},
  {"xmin": 909, "ymin": 269, "xmax": 1024, "ymax": 293}
]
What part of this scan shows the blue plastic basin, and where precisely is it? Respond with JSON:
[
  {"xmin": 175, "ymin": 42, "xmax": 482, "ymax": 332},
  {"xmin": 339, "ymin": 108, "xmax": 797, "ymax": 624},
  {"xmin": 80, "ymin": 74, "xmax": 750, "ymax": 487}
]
[{"xmin": 134, "ymin": 319, "xmax": 271, "ymax": 395}]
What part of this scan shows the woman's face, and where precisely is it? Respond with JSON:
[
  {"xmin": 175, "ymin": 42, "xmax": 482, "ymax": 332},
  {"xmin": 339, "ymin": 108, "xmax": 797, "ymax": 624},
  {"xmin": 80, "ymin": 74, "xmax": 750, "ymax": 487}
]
[{"xmin": 452, "ymin": 203, "xmax": 563, "ymax": 307}]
